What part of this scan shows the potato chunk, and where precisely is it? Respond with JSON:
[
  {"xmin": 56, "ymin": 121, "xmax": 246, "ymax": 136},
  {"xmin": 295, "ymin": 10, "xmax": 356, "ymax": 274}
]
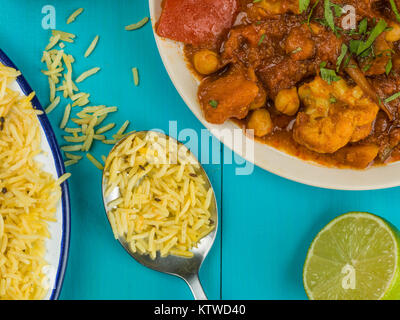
[
  {"xmin": 199, "ymin": 65, "xmax": 259, "ymax": 124},
  {"xmin": 335, "ymin": 144, "xmax": 379, "ymax": 169}
]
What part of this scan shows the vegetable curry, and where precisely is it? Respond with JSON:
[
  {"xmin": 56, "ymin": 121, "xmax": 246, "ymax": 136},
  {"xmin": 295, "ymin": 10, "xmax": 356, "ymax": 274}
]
[{"xmin": 157, "ymin": 0, "xmax": 400, "ymax": 169}]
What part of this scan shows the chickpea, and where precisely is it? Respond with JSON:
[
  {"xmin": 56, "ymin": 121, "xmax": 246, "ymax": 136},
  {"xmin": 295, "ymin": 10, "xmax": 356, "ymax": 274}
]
[
  {"xmin": 274, "ymin": 87, "xmax": 300, "ymax": 116},
  {"xmin": 385, "ymin": 22, "xmax": 400, "ymax": 42},
  {"xmin": 247, "ymin": 109, "xmax": 273, "ymax": 137},
  {"xmin": 193, "ymin": 50, "xmax": 220, "ymax": 75},
  {"xmin": 250, "ymin": 87, "xmax": 267, "ymax": 110}
]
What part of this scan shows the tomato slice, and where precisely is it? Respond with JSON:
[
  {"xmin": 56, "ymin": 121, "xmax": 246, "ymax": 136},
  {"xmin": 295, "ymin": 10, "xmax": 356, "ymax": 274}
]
[{"xmin": 157, "ymin": 0, "xmax": 238, "ymax": 46}]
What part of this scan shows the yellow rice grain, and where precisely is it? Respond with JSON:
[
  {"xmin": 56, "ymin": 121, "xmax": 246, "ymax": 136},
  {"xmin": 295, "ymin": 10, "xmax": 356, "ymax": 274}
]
[
  {"xmin": 67, "ymin": 8, "xmax": 84, "ymax": 24},
  {"xmin": 45, "ymin": 96, "xmax": 60, "ymax": 114},
  {"xmin": 84, "ymin": 35, "xmax": 99, "ymax": 58},
  {"xmin": 59, "ymin": 103, "xmax": 71, "ymax": 129},
  {"xmin": 0, "ymin": 63, "xmax": 65, "ymax": 299},
  {"xmin": 104, "ymin": 133, "xmax": 215, "ymax": 259},
  {"xmin": 76, "ymin": 67, "xmax": 100, "ymax": 83},
  {"xmin": 125, "ymin": 17, "xmax": 149, "ymax": 31},
  {"xmin": 86, "ymin": 153, "xmax": 104, "ymax": 170},
  {"xmin": 132, "ymin": 67, "xmax": 139, "ymax": 86}
]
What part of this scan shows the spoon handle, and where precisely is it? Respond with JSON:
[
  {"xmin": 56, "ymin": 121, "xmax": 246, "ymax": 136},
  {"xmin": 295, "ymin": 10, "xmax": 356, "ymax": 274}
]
[{"xmin": 184, "ymin": 273, "xmax": 207, "ymax": 300}]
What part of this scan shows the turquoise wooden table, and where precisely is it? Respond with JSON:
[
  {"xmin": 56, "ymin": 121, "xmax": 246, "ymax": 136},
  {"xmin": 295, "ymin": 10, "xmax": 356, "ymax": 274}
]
[{"xmin": 1, "ymin": 0, "xmax": 399, "ymax": 300}]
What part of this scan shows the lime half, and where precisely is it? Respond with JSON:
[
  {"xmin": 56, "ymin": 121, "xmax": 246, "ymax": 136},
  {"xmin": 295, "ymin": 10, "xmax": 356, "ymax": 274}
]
[{"xmin": 303, "ymin": 212, "xmax": 400, "ymax": 300}]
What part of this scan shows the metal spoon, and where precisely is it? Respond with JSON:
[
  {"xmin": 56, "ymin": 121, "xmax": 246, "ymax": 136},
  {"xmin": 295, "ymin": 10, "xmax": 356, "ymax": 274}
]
[{"xmin": 101, "ymin": 131, "xmax": 218, "ymax": 300}]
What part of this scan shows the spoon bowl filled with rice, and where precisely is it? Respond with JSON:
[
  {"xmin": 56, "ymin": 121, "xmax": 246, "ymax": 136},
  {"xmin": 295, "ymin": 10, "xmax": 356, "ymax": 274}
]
[{"xmin": 102, "ymin": 130, "xmax": 218, "ymax": 299}]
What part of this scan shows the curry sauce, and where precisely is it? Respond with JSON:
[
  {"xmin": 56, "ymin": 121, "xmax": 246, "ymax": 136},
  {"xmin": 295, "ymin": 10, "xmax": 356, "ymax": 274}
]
[{"xmin": 158, "ymin": 0, "xmax": 400, "ymax": 169}]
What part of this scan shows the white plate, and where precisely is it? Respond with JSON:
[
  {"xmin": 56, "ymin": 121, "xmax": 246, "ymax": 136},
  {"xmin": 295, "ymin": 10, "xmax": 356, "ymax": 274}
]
[
  {"xmin": 149, "ymin": 0, "xmax": 400, "ymax": 191},
  {"xmin": 0, "ymin": 49, "xmax": 70, "ymax": 299}
]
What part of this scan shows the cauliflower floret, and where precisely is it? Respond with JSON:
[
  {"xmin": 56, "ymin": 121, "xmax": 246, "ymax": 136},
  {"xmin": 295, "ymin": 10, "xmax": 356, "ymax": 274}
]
[{"xmin": 293, "ymin": 77, "xmax": 379, "ymax": 154}]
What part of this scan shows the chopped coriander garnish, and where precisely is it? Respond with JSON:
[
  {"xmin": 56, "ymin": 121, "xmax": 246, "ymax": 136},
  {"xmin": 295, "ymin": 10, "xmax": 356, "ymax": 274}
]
[
  {"xmin": 299, "ymin": 0, "xmax": 311, "ymax": 13},
  {"xmin": 390, "ymin": 0, "xmax": 400, "ymax": 23},
  {"xmin": 330, "ymin": 2, "xmax": 343, "ymax": 17},
  {"xmin": 336, "ymin": 43, "xmax": 348, "ymax": 72},
  {"xmin": 349, "ymin": 40, "xmax": 362, "ymax": 54},
  {"xmin": 343, "ymin": 55, "xmax": 351, "ymax": 68},
  {"xmin": 362, "ymin": 63, "xmax": 372, "ymax": 72},
  {"xmin": 209, "ymin": 100, "xmax": 219, "ymax": 108},
  {"xmin": 330, "ymin": 96, "xmax": 337, "ymax": 104},
  {"xmin": 385, "ymin": 91, "xmax": 400, "ymax": 103},
  {"xmin": 258, "ymin": 34, "xmax": 266, "ymax": 46},
  {"xmin": 324, "ymin": 0, "xmax": 336, "ymax": 32},
  {"xmin": 358, "ymin": 18, "xmax": 368, "ymax": 34},
  {"xmin": 291, "ymin": 47, "xmax": 303, "ymax": 54},
  {"xmin": 386, "ymin": 58, "xmax": 393, "ymax": 75},
  {"xmin": 357, "ymin": 19, "xmax": 388, "ymax": 56},
  {"xmin": 320, "ymin": 61, "xmax": 341, "ymax": 84},
  {"xmin": 307, "ymin": 0, "xmax": 320, "ymax": 25},
  {"xmin": 377, "ymin": 49, "xmax": 396, "ymax": 57}
]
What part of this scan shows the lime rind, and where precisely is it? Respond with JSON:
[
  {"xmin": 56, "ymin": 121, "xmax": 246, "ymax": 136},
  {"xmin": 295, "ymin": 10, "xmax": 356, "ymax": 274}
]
[{"xmin": 303, "ymin": 212, "xmax": 400, "ymax": 300}]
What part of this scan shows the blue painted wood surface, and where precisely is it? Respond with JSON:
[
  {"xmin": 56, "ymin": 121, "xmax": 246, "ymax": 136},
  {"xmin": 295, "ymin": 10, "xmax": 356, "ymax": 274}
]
[{"xmin": 0, "ymin": 0, "xmax": 398, "ymax": 300}]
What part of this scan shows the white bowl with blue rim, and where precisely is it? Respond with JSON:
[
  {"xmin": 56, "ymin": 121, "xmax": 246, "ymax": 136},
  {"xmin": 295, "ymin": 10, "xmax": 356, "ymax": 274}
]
[{"xmin": 0, "ymin": 49, "xmax": 70, "ymax": 300}]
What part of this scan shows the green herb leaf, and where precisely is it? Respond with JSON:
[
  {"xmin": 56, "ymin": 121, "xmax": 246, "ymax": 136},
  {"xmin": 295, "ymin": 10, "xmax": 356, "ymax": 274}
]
[
  {"xmin": 330, "ymin": 3, "xmax": 343, "ymax": 17},
  {"xmin": 330, "ymin": 96, "xmax": 337, "ymax": 104},
  {"xmin": 390, "ymin": 0, "xmax": 400, "ymax": 23},
  {"xmin": 324, "ymin": 0, "xmax": 336, "ymax": 32},
  {"xmin": 358, "ymin": 18, "xmax": 368, "ymax": 34},
  {"xmin": 299, "ymin": 0, "xmax": 311, "ymax": 13},
  {"xmin": 258, "ymin": 34, "xmax": 266, "ymax": 46},
  {"xmin": 307, "ymin": 0, "xmax": 320, "ymax": 25},
  {"xmin": 357, "ymin": 19, "xmax": 388, "ymax": 56},
  {"xmin": 209, "ymin": 100, "xmax": 219, "ymax": 108},
  {"xmin": 292, "ymin": 47, "xmax": 303, "ymax": 54},
  {"xmin": 349, "ymin": 40, "xmax": 362, "ymax": 54},
  {"xmin": 343, "ymin": 55, "xmax": 351, "ymax": 68},
  {"xmin": 386, "ymin": 59, "xmax": 393, "ymax": 75},
  {"xmin": 385, "ymin": 91, "xmax": 400, "ymax": 103},
  {"xmin": 362, "ymin": 63, "xmax": 372, "ymax": 72},
  {"xmin": 336, "ymin": 43, "xmax": 348, "ymax": 72},
  {"xmin": 320, "ymin": 62, "xmax": 341, "ymax": 84}
]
